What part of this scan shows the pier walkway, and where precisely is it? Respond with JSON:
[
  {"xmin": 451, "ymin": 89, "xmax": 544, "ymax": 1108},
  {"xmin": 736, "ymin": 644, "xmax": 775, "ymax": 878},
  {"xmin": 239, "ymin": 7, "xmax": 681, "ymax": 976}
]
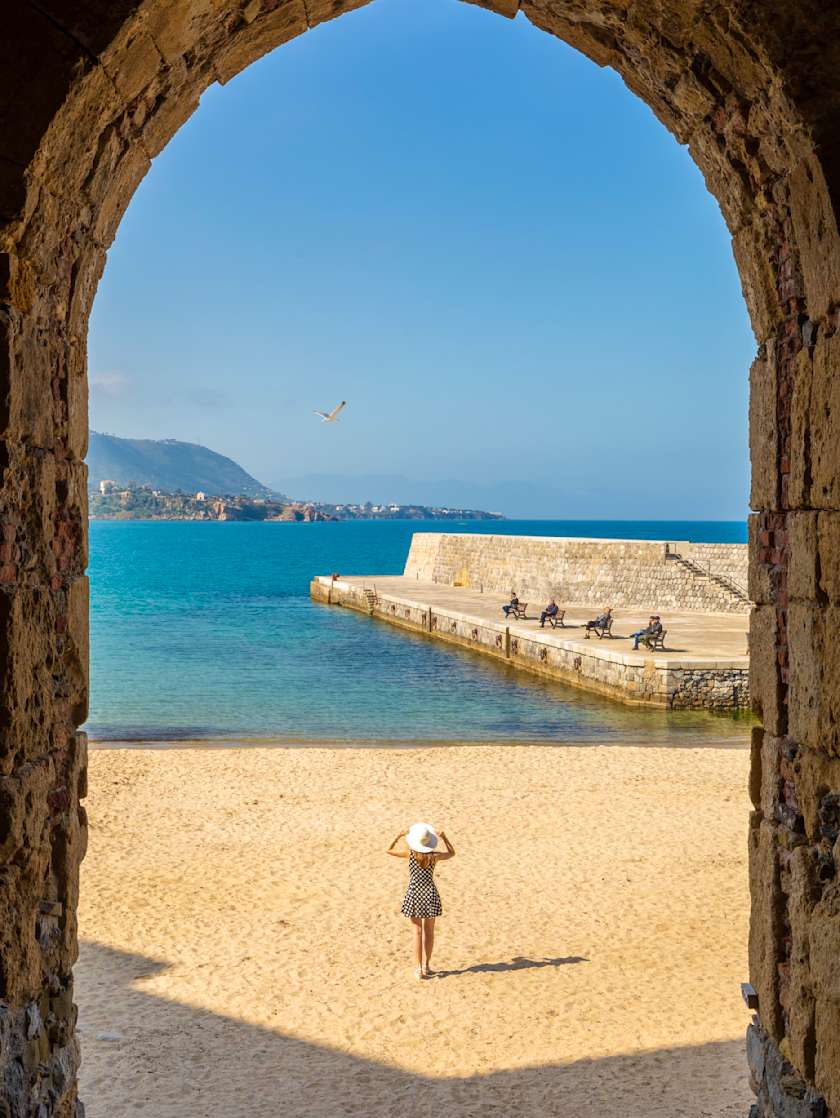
[{"xmin": 311, "ymin": 575, "xmax": 750, "ymax": 711}]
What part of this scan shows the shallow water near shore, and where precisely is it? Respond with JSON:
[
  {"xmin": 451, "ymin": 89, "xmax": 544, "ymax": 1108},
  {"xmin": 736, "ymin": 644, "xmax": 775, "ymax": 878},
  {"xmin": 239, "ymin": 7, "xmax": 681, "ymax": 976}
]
[{"xmin": 87, "ymin": 518, "xmax": 750, "ymax": 746}]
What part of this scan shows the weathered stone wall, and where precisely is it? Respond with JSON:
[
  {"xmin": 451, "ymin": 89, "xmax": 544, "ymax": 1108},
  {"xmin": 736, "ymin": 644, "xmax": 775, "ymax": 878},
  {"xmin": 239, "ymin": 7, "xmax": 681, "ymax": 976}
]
[
  {"xmin": 313, "ymin": 577, "xmax": 750, "ymax": 711},
  {"xmin": 404, "ymin": 533, "xmax": 750, "ymax": 614},
  {"xmin": 2, "ymin": 0, "xmax": 840, "ymax": 1115}
]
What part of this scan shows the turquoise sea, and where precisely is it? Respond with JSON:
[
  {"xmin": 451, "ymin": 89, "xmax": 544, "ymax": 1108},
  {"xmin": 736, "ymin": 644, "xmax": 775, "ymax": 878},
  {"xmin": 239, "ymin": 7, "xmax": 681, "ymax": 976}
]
[{"xmin": 87, "ymin": 519, "xmax": 750, "ymax": 746}]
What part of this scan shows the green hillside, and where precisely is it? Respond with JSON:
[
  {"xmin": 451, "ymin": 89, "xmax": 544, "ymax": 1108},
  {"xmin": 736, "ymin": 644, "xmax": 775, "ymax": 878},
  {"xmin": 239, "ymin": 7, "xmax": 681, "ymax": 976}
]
[{"xmin": 87, "ymin": 432, "xmax": 276, "ymax": 498}]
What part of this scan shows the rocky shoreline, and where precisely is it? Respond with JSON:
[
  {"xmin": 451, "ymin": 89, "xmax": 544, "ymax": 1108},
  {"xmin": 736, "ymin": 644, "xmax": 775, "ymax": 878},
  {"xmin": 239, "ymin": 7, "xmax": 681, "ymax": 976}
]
[{"xmin": 89, "ymin": 485, "xmax": 504, "ymax": 522}]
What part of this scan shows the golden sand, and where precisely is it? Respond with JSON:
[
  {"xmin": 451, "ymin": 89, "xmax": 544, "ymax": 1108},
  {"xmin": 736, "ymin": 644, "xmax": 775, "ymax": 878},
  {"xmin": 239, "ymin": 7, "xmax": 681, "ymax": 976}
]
[{"xmin": 77, "ymin": 742, "xmax": 753, "ymax": 1117}]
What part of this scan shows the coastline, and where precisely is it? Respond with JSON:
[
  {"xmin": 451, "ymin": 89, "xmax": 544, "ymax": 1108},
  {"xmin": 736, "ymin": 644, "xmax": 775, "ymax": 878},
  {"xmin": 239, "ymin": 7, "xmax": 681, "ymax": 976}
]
[{"xmin": 87, "ymin": 733, "xmax": 751, "ymax": 750}]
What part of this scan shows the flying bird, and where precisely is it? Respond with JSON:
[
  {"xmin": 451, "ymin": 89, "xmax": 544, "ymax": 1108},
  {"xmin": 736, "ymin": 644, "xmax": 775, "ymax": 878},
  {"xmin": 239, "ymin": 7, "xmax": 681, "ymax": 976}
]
[{"xmin": 314, "ymin": 401, "xmax": 347, "ymax": 423}]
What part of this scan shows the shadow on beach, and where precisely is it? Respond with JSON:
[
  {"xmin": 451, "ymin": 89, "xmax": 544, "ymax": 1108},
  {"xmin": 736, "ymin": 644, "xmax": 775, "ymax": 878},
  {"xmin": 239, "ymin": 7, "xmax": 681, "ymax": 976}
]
[
  {"xmin": 76, "ymin": 940, "xmax": 750, "ymax": 1118},
  {"xmin": 433, "ymin": 954, "xmax": 588, "ymax": 977}
]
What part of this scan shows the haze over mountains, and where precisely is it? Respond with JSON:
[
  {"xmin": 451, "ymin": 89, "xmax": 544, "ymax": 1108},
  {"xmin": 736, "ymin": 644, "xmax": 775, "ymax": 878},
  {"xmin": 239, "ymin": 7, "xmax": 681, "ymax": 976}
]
[
  {"xmin": 88, "ymin": 434, "xmax": 732, "ymax": 520},
  {"xmin": 88, "ymin": 432, "xmax": 275, "ymax": 498},
  {"xmin": 272, "ymin": 474, "xmax": 516, "ymax": 514},
  {"xmin": 272, "ymin": 473, "xmax": 589, "ymax": 519}
]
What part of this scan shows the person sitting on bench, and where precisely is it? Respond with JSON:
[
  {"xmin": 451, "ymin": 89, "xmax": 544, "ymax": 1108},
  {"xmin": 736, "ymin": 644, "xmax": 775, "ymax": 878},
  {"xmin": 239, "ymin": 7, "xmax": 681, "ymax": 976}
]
[
  {"xmin": 502, "ymin": 592, "xmax": 520, "ymax": 618},
  {"xmin": 539, "ymin": 598, "xmax": 559, "ymax": 628},
  {"xmin": 631, "ymin": 615, "xmax": 663, "ymax": 650},
  {"xmin": 584, "ymin": 607, "xmax": 612, "ymax": 637}
]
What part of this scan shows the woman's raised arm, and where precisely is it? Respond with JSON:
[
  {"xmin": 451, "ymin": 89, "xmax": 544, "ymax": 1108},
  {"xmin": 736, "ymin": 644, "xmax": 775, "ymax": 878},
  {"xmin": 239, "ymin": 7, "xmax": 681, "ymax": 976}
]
[
  {"xmin": 435, "ymin": 830, "xmax": 456, "ymax": 860},
  {"xmin": 386, "ymin": 829, "xmax": 409, "ymax": 858}
]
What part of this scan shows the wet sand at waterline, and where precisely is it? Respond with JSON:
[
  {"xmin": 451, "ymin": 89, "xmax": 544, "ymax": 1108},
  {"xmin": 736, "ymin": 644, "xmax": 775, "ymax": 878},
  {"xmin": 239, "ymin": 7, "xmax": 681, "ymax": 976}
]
[{"xmin": 77, "ymin": 743, "xmax": 753, "ymax": 1117}]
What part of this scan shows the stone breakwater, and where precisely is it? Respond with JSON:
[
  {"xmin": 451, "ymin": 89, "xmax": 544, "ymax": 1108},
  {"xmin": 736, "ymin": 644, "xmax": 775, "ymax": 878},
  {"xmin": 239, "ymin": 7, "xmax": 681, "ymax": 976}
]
[
  {"xmin": 404, "ymin": 534, "xmax": 750, "ymax": 615},
  {"xmin": 311, "ymin": 576, "xmax": 750, "ymax": 711}
]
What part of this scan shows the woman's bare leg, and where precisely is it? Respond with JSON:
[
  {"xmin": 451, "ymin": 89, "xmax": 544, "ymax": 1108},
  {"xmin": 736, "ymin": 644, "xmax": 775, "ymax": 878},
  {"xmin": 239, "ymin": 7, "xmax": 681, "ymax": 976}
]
[
  {"xmin": 422, "ymin": 918, "xmax": 435, "ymax": 973},
  {"xmin": 411, "ymin": 918, "xmax": 423, "ymax": 974}
]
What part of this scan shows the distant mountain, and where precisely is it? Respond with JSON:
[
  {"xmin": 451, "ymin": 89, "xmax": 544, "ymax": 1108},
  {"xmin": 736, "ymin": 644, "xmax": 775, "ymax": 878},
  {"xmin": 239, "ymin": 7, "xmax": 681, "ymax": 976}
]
[{"xmin": 87, "ymin": 432, "xmax": 275, "ymax": 498}]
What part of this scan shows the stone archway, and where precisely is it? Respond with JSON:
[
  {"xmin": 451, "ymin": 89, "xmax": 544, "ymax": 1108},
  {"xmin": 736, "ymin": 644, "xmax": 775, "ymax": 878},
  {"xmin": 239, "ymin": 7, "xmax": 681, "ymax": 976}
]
[{"xmin": 2, "ymin": 2, "xmax": 840, "ymax": 1114}]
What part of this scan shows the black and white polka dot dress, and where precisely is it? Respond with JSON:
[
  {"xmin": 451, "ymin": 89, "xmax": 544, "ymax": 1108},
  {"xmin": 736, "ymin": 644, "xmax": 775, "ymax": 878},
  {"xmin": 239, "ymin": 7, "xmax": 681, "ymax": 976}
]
[{"xmin": 401, "ymin": 852, "xmax": 443, "ymax": 918}]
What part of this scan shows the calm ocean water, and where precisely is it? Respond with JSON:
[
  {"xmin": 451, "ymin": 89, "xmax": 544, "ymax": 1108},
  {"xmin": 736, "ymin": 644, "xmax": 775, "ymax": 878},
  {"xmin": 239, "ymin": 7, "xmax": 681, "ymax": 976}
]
[{"xmin": 86, "ymin": 519, "xmax": 750, "ymax": 746}]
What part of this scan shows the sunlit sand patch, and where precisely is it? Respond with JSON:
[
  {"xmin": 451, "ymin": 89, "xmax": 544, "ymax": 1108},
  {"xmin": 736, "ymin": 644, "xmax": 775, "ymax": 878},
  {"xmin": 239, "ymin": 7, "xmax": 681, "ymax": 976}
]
[{"xmin": 77, "ymin": 743, "xmax": 752, "ymax": 1116}]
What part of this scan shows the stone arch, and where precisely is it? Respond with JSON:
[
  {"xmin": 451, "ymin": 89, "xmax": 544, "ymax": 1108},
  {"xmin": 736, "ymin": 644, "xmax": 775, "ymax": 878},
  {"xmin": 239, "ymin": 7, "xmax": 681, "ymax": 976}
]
[{"xmin": 2, "ymin": 2, "xmax": 840, "ymax": 1114}]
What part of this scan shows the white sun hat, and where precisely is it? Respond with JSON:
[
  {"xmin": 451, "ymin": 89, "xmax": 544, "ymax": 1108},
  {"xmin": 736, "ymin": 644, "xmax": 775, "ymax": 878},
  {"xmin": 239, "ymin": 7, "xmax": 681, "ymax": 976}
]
[{"xmin": 406, "ymin": 822, "xmax": 439, "ymax": 853}]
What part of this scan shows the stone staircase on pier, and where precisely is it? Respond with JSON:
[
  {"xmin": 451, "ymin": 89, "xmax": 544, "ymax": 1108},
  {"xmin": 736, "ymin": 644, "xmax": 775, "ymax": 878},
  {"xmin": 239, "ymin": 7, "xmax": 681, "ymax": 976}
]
[{"xmin": 666, "ymin": 552, "xmax": 751, "ymax": 610}]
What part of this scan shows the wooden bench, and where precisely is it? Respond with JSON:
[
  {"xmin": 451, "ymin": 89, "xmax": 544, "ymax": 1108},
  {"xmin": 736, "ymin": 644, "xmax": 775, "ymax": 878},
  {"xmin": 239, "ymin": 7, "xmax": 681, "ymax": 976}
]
[
  {"xmin": 544, "ymin": 610, "xmax": 566, "ymax": 629},
  {"xmin": 642, "ymin": 629, "xmax": 667, "ymax": 651},
  {"xmin": 585, "ymin": 616, "xmax": 614, "ymax": 639},
  {"xmin": 507, "ymin": 601, "xmax": 528, "ymax": 620}
]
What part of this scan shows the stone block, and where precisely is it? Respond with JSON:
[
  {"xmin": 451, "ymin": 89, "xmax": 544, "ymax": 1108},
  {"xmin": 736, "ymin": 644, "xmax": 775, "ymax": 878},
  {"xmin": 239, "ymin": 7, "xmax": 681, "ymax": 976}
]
[
  {"xmin": 789, "ymin": 154, "xmax": 840, "ymax": 325},
  {"xmin": 0, "ymin": 753, "xmax": 58, "ymax": 1002},
  {"xmin": 212, "ymin": 1, "xmax": 308, "ymax": 85},
  {"xmin": 461, "ymin": 0, "xmax": 519, "ymax": 17},
  {"xmin": 0, "ymin": 252, "xmax": 36, "ymax": 314},
  {"xmin": 787, "ymin": 603, "xmax": 824, "ymax": 753},
  {"xmin": 140, "ymin": 86, "xmax": 201, "ymax": 161},
  {"xmin": 802, "ymin": 333, "xmax": 840, "ymax": 511},
  {"xmin": 788, "ymin": 513, "xmax": 819, "ymax": 603},
  {"xmin": 748, "ymin": 1021, "xmax": 767, "ymax": 1095},
  {"xmin": 786, "ymin": 845, "xmax": 818, "ymax": 1080},
  {"xmin": 749, "ymin": 350, "xmax": 779, "ymax": 512},
  {"xmin": 0, "ymin": 752, "xmax": 54, "ymax": 863},
  {"xmin": 751, "ymin": 605, "xmax": 784, "ymax": 735},
  {"xmin": 87, "ymin": 138, "xmax": 150, "ymax": 251},
  {"xmin": 814, "ymin": 1000, "xmax": 840, "ymax": 1115},
  {"xmin": 749, "ymin": 814, "xmax": 784, "ymax": 1041},
  {"xmin": 734, "ymin": 225, "xmax": 784, "ymax": 346},
  {"xmin": 750, "ymin": 1019, "xmax": 830, "ymax": 1117},
  {"xmin": 521, "ymin": 0, "xmax": 620, "ymax": 69},
  {"xmin": 816, "ymin": 514, "xmax": 840, "ymax": 604},
  {"xmin": 0, "ymin": 307, "xmax": 56, "ymax": 448},
  {"xmin": 66, "ymin": 342, "xmax": 88, "ymax": 462},
  {"xmin": 100, "ymin": 27, "xmax": 165, "ymax": 103},
  {"xmin": 810, "ymin": 893, "xmax": 840, "ymax": 1009},
  {"xmin": 788, "ymin": 604, "xmax": 840, "ymax": 758},
  {"xmin": 67, "ymin": 577, "xmax": 89, "ymax": 727},
  {"xmin": 793, "ymin": 745, "xmax": 840, "ymax": 844},
  {"xmin": 33, "ymin": 64, "xmax": 125, "ymax": 203},
  {"xmin": 758, "ymin": 734, "xmax": 784, "ymax": 823},
  {"xmin": 67, "ymin": 244, "xmax": 107, "ymax": 346},
  {"xmin": 305, "ymin": 0, "xmax": 371, "ymax": 32},
  {"xmin": 750, "ymin": 513, "xmax": 776, "ymax": 604},
  {"xmin": 0, "ymin": 580, "xmax": 86, "ymax": 770},
  {"xmin": 751, "ymin": 725, "xmax": 764, "ymax": 809}
]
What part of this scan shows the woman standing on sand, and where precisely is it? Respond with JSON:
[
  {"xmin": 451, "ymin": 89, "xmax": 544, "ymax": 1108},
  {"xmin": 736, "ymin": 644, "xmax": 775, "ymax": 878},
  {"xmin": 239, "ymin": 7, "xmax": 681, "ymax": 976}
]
[{"xmin": 387, "ymin": 822, "xmax": 456, "ymax": 980}]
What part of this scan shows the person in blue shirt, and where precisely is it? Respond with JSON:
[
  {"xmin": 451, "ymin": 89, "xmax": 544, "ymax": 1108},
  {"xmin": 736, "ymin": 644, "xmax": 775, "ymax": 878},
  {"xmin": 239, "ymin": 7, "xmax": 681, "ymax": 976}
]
[
  {"xmin": 584, "ymin": 607, "xmax": 612, "ymax": 637},
  {"xmin": 631, "ymin": 615, "xmax": 663, "ymax": 650},
  {"xmin": 539, "ymin": 598, "xmax": 559, "ymax": 627}
]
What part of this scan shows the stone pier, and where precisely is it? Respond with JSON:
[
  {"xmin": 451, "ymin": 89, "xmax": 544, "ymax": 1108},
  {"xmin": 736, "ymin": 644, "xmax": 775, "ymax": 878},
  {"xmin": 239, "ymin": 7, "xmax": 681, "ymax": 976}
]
[{"xmin": 311, "ymin": 573, "xmax": 750, "ymax": 711}]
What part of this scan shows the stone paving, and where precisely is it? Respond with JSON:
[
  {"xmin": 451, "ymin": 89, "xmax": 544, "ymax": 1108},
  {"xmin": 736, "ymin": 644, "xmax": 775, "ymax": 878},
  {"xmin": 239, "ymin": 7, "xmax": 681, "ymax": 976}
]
[{"xmin": 340, "ymin": 575, "xmax": 750, "ymax": 666}]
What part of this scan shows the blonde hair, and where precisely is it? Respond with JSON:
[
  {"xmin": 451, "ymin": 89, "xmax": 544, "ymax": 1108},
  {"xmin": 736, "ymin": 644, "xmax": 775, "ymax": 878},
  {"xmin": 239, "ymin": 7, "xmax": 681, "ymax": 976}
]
[{"xmin": 412, "ymin": 851, "xmax": 437, "ymax": 869}]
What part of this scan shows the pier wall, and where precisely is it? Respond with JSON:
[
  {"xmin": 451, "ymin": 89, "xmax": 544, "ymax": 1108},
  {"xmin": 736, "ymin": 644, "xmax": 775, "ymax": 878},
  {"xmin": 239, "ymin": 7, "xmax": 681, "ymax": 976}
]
[
  {"xmin": 403, "ymin": 534, "xmax": 750, "ymax": 615},
  {"xmin": 311, "ymin": 577, "xmax": 750, "ymax": 711}
]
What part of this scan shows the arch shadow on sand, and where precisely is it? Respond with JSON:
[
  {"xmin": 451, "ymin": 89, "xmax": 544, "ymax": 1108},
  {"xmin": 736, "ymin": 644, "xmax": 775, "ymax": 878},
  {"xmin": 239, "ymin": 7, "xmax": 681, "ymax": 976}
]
[{"xmin": 76, "ymin": 940, "xmax": 750, "ymax": 1117}]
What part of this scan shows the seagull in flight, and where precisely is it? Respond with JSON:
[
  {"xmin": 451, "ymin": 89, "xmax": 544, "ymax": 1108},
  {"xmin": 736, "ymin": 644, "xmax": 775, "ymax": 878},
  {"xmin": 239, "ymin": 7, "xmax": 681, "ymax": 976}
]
[{"xmin": 314, "ymin": 401, "xmax": 347, "ymax": 423}]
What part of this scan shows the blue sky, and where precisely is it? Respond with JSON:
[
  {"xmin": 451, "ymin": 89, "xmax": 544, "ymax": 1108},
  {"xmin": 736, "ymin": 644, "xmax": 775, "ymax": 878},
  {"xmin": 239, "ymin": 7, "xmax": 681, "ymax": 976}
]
[{"xmin": 89, "ymin": 0, "xmax": 755, "ymax": 518}]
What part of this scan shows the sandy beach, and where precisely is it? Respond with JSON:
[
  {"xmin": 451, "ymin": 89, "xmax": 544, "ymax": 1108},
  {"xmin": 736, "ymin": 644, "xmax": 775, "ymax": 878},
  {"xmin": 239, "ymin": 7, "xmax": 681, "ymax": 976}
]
[{"xmin": 77, "ymin": 742, "xmax": 753, "ymax": 1117}]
